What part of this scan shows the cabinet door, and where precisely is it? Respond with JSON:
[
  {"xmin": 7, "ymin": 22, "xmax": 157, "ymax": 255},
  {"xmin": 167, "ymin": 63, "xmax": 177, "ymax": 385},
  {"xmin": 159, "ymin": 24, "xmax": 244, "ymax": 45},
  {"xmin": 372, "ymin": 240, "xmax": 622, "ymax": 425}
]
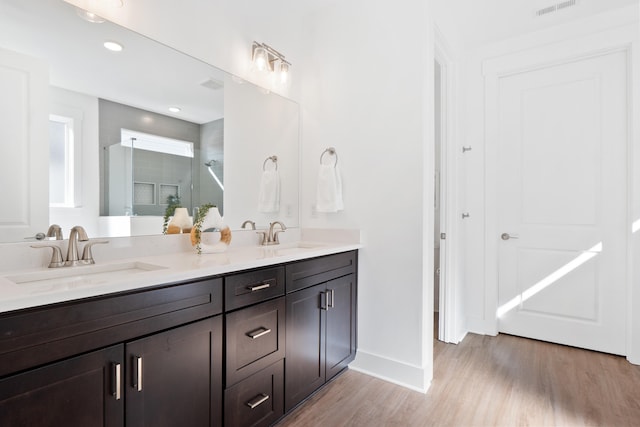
[
  {"xmin": 284, "ymin": 283, "xmax": 326, "ymax": 411},
  {"xmin": 0, "ymin": 344, "xmax": 124, "ymax": 427},
  {"xmin": 325, "ymin": 274, "xmax": 357, "ymax": 381},
  {"xmin": 125, "ymin": 316, "xmax": 223, "ymax": 427}
]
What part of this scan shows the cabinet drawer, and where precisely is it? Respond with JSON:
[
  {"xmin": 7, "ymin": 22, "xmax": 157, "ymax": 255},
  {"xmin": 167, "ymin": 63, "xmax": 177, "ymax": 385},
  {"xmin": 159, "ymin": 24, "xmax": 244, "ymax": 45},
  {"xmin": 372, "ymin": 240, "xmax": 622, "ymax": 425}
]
[
  {"xmin": 226, "ymin": 297, "xmax": 285, "ymax": 386},
  {"xmin": 286, "ymin": 251, "xmax": 357, "ymax": 293},
  {"xmin": 225, "ymin": 266, "xmax": 284, "ymax": 311},
  {"xmin": 224, "ymin": 359, "xmax": 284, "ymax": 427},
  {"xmin": 0, "ymin": 277, "xmax": 223, "ymax": 378}
]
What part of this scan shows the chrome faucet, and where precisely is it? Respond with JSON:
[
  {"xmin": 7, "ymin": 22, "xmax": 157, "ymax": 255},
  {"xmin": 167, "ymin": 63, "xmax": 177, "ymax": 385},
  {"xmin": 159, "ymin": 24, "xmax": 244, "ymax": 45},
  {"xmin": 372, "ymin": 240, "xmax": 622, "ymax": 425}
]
[
  {"xmin": 46, "ymin": 224, "xmax": 63, "ymax": 240},
  {"xmin": 32, "ymin": 225, "xmax": 108, "ymax": 268},
  {"xmin": 65, "ymin": 226, "xmax": 89, "ymax": 266},
  {"xmin": 241, "ymin": 220, "xmax": 256, "ymax": 230},
  {"xmin": 256, "ymin": 221, "xmax": 286, "ymax": 245},
  {"xmin": 269, "ymin": 221, "xmax": 286, "ymax": 242}
]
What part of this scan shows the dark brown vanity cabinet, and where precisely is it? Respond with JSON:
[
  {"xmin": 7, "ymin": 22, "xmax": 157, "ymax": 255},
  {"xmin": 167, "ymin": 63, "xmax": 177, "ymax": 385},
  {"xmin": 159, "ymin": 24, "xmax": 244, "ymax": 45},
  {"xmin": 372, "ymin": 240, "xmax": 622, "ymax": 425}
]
[
  {"xmin": 0, "ymin": 344, "xmax": 124, "ymax": 426},
  {"xmin": 0, "ymin": 277, "xmax": 224, "ymax": 427},
  {"xmin": 224, "ymin": 267, "xmax": 286, "ymax": 427},
  {"xmin": 284, "ymin": 251, "xmax": 358, "ymax": 412},
  {"xmin": 0, "ymin": 250, "xmax": 358, "ymax": 426}
]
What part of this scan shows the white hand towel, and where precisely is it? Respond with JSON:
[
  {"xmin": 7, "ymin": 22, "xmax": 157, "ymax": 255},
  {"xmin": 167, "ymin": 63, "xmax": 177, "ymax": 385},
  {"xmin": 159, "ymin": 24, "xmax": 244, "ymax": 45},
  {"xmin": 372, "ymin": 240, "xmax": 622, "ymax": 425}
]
[
  {"xmin": 258, "ymin": 170, "xmax": 280, "ymax": 212},
  {"xmin": 316, "ymin": 164, "xmax": 344, "ymax": 213}
]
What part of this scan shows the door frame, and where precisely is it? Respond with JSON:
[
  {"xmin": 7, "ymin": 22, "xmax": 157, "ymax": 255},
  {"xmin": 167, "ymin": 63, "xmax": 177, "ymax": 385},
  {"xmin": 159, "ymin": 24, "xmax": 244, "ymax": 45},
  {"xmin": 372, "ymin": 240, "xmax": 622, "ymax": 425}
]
[
  {"xmin": 483, "ymin": 24, "xmax": 638, "ymax": 360},
  {"xmin": 434, "ymin": 27, "xmax": 459, "ymax": 343}
]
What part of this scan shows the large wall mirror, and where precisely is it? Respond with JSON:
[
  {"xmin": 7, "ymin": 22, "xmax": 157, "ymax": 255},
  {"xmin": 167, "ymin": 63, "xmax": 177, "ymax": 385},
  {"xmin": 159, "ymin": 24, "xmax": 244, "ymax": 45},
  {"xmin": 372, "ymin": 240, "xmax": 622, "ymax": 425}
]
[{"xmin": 0, "ymin": 0, "xmax": 299, "ymax": 243}]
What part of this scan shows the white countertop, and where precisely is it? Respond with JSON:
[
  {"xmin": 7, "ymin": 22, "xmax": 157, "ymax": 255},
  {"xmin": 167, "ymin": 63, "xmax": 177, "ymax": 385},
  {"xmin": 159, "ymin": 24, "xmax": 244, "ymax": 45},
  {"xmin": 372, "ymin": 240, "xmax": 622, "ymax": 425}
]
[{"xmin": 0, "ymin": 230, "xmax": 361, "ymax": 314}]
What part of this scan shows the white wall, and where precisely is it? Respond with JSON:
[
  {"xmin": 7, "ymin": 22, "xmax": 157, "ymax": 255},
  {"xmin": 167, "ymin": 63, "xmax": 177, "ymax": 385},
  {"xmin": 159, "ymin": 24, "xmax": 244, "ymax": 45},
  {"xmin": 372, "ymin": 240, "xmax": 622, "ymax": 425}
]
[
  {"xmin": 64, "ymin": 0, "xmax": 437, "ymax": 390},
  {"xmin": 296, "ymin": 0, "xmax": 434, "ymax": 391}
]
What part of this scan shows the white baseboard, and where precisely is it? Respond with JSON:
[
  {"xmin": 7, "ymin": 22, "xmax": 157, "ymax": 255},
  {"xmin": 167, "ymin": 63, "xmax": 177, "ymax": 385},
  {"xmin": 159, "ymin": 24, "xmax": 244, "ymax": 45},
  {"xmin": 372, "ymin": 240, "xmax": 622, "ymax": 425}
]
[{"xmin": 349, "ymin": 350, "xmax": 430, "ymax": 393}]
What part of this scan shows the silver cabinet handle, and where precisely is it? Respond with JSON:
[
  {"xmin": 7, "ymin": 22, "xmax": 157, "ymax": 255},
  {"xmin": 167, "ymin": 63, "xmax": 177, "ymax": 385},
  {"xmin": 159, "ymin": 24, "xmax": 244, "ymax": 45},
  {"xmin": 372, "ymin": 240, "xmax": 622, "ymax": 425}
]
[
  {"xmin": 246, "ymin": 327, "xmax": 272, "ymax": 339},
  {"xmin": 320, "ymin": 291, "xmax": 328, "ymax": 311},
  {"xmin": 248, "ymin": 283, "xmax": 270, "ymax": 292},
  {"xmin": 133, "ymin": 355, "xmax": 143, "ymax": 392},
  {"xmin": 246, "ymin": 393, "xmax": 270, "ymax": 409},
  {"xmin": 112, "ymin": 363, "xmax": 122, "ymax": 400},
  {"xmin": 327, "ymin": 289, "xmax": 335, "ymax": 309},
  {"xmin": 501, "ymin": 233, "xmax": 519, "ymax": 240}
]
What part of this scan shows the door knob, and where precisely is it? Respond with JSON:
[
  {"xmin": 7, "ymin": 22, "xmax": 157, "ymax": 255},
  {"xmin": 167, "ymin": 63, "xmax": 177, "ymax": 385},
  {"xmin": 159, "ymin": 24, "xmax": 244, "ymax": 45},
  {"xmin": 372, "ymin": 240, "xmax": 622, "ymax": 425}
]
[{"xmin": 501, "ymin": 233, "xmax": 519, "ymax": 240}]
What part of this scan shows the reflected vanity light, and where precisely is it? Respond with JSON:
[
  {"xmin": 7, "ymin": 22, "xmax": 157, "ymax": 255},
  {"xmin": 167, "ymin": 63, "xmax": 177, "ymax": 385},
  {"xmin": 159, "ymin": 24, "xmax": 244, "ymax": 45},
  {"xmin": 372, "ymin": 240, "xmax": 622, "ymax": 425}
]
[
  {"xmin": 76, "ymin": 9, "xmax": 105, "ymax": 23},
  {"xmin": 168, "ymin": 106, "xmax": 181, "ymax": 113},
  {"xmin": 76, "ymin": 0, "xmax": 123, "ymax": 23},
  {"xmin": 251, "ymin": 41, "xmax": 291, "ymax": 84},
  {"xmin": 103, "ymin": 40, "xmax": 123, "ymax": 52}
]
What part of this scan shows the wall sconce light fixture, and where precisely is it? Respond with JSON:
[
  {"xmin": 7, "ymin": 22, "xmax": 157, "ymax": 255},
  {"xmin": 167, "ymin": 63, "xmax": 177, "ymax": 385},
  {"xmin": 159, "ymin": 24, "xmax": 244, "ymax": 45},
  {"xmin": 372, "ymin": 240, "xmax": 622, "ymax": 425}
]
[{"xmin": 252, "ymin": 41, "xmax": 291, "ymax": 84}]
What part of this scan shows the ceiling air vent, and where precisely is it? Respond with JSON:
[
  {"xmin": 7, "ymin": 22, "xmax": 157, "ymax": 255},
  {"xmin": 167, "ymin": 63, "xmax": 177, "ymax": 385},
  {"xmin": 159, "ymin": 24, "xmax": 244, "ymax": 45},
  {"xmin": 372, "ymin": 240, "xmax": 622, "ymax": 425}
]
[
  {"xmin": 200, "ymin": 78, "xmax": 224, "ymax": 91},
  {"xmin": 535, "ymin": 0, "xmax": 577, "ymax": 16}
]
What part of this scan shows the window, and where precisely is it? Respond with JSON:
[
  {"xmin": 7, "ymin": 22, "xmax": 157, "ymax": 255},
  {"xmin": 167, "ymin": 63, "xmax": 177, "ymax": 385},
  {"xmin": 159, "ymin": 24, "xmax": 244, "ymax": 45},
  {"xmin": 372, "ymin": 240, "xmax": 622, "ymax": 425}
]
[{"xmin": 49, "ymin": 114, "xmax": 75, "ymax": 207}]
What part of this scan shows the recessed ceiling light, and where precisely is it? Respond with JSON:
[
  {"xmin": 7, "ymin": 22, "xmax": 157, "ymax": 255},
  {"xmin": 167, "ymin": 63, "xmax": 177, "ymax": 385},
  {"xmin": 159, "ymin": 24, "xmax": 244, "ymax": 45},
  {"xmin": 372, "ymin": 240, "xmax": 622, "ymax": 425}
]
[
  {"xmin": 103, "ymin": 41, "xmax": 124, "ymax": 52},
  {"xmin": 168, "ymin": 107, "xmax": 181, "ymax": 113}
]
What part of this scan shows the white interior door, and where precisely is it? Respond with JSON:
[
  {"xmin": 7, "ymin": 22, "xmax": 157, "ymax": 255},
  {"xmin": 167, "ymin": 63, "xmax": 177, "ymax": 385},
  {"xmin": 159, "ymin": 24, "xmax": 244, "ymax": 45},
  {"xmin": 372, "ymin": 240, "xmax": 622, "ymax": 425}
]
[
  {"xmin": 0, "ymin": 47, "xmax": 49, "ymax": 242},
  {"xmin": 496, "ymin": 49, "xmax": 628, "ymax": 355}
]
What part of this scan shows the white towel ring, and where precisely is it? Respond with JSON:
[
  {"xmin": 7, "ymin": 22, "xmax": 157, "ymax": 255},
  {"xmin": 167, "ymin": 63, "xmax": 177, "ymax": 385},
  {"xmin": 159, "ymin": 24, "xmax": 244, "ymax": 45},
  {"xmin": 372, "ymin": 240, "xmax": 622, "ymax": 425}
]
[
  {"xmin": 320, "ymin": 147, "xmax": 338, "ymax": 166},
  {"xmin": 263, "ymin": 155, "xmax": 278, "ymax": 171}
]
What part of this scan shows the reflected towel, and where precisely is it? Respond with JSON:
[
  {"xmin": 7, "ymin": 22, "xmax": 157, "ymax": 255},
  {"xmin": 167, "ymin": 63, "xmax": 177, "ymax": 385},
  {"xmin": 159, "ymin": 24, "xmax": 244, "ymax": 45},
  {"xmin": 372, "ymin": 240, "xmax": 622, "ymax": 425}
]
[
  {"xmin": 258, "ymin": 170, "xmax": 280, "ymax": 212},
  {"xmin": 316, "ymin": 164, "xmax": 344, "ymax": 213}
]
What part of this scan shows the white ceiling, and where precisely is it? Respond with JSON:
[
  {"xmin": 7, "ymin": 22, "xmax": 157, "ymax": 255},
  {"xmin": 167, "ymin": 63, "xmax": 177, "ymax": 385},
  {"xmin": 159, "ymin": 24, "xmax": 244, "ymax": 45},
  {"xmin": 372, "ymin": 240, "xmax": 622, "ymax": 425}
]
[
  {"xmin": 433, "ymin": 0, "xmax": 639, "ymax": 48},
  {"xmin": 0, "ymin": 0, "xmax": 225, "ymax": 124}
]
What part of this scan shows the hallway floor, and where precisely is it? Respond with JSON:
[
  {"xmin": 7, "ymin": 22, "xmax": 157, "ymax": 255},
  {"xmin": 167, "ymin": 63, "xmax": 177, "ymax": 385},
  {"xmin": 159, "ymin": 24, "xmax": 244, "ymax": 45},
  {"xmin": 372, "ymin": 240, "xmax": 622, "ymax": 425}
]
[{"xmin": 275, "ymin": 332, "xmax": 640, "ymax": 426}]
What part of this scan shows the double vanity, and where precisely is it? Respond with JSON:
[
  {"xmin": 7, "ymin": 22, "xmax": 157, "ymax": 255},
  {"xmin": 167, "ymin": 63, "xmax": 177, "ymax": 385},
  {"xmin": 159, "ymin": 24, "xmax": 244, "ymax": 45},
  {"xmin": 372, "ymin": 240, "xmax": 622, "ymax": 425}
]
[{"xmin": 0, "ymin": 231, "xmax": 360, "ymax": 426}]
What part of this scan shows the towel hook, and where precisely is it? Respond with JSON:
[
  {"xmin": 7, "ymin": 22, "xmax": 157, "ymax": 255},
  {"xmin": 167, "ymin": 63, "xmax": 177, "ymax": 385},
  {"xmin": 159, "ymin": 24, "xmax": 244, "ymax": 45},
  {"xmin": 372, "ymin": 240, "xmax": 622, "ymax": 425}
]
[
  {"xmin": 263, "ymin": 155, "xmax": 278, "ymax": 171},
  {"xmin": 320, "ymin": 147, "xmax": 338, "ymax": 166}
]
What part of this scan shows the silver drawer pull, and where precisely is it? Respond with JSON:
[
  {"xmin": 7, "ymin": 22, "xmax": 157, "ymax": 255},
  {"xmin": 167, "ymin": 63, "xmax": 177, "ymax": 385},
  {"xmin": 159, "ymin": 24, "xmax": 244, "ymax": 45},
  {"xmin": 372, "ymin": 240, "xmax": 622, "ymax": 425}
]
[
  {"xmin": 248, "ymin": 283, "xmax": 270, "ymax": 292},
  {"xmin": 246, "ymin": 327, "xmax": 272, "ymax": 339},
  {"xmin": 246, "ymin": 393, "xmax": 270, "ymax": 409},
  {"xmin": 112, "ymin": 363, "xmax": 122, "ymax": 400},
  {"xmin": 133, "ymin": 355, "xmax": 143, "ymax": 392}
]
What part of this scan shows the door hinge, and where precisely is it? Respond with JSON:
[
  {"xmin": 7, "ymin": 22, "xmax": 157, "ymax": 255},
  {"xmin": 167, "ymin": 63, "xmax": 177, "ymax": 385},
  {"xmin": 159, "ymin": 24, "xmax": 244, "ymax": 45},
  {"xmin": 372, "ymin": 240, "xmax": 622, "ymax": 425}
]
[{"xmin": 440, "ymin": 233, "xmax": 446, "ymax": 240}]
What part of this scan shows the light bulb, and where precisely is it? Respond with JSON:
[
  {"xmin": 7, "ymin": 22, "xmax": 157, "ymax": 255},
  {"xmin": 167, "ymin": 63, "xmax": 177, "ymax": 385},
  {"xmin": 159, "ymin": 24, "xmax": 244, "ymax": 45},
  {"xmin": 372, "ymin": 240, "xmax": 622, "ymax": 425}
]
[
  {"xmin": 253, "ymin": 46, "xmax": 269, "ymax": 72},
  {"xmin": 280, "ymin": 62, "xmax": 290, "ymax": 84}
]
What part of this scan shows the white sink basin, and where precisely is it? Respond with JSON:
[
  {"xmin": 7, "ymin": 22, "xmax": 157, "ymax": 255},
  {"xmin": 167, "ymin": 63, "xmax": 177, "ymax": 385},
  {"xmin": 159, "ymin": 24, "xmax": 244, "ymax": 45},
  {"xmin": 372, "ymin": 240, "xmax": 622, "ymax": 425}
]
[{"xmin": 5, "ymin": 262, "xmax": 167, "ymax": 289}]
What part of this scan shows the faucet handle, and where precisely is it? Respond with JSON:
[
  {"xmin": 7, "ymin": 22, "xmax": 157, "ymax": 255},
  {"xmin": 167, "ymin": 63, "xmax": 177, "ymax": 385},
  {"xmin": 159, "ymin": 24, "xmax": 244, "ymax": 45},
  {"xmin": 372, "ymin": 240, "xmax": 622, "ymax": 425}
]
[
  {"xmin": 31, "ymin": 244, "xmax": 65, "ymax": 268},
  {"xmin": 81, "ymin": 240, "xmax": 109, "ymax": 265},
  {"xmin": 256, "ymin": 231, "xmax": 268, "ymax": 246}
]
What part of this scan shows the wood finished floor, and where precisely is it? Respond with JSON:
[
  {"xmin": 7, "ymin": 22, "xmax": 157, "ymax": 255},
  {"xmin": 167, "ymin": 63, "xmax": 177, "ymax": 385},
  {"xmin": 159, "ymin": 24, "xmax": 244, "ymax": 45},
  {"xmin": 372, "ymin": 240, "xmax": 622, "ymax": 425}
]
[{"xmin": 275, "ymin": 332, "xmax": 640, "ymax": 426}]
